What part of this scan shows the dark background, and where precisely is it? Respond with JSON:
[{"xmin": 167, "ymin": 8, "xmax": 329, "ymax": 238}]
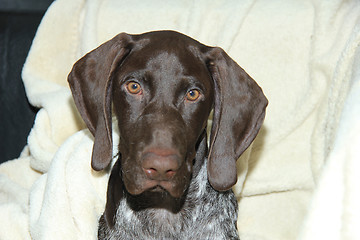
[{"xmin": 0, "ymin": 0, "xmax": 54, "ymax": 163}]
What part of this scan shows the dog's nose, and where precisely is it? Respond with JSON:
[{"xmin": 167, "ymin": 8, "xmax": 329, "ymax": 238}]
[{"xmin": 142, "ymin": 149, "xmax": 180, "ymax": 181}]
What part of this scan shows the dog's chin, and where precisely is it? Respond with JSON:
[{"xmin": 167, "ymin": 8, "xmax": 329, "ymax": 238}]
[{"xmin": 125, "ymin": 186, "xmax": 187, "ymax": 213}]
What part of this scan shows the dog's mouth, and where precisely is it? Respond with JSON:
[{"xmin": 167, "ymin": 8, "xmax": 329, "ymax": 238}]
[
  {"xmin": 122, "ymin": 164, "xmax": 191, "ymax": 199},
  {"xmin": 125, "ymin": 185, "xmax": 187, "ymax": 213},
  {"xmin": 125, "ymin": 178, "xmax": 188, "ymax": 199},
  {"xmin": 149, "ymin": 185, "xmax": 167, "ymax": 193}
]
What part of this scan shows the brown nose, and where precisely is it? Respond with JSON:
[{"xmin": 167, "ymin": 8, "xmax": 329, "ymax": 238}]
[{"xmin": 142, "ymin": 149, "xmax": 180, "ymax": 181}]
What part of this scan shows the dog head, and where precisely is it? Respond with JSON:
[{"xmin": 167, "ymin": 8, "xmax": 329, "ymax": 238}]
[{"xmin": 68, "ymin": 30, "xmax": 267, "ymax": 217}]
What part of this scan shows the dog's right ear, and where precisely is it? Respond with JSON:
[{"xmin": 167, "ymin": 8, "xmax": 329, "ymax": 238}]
[{"xmin": 68, "ymin": 33, "xmax": 131, "ymax": 171}]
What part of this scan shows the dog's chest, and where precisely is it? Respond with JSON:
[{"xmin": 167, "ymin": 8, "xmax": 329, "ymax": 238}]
[{"xmin": 104, "ymin": 184, "xmax": 239, "ymax": 240}]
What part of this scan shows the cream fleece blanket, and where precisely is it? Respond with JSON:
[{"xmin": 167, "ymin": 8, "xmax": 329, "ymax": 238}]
[{"xmin": 0, "ymin": 0, "xmax": 359, "ymax": 239}]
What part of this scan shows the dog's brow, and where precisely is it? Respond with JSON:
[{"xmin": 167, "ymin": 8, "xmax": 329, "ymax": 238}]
[{"xmin": 146, "ymin": 52, "xmax": 184, "ymax": 72}]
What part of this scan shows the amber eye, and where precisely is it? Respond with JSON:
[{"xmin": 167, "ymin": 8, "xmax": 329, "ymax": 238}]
[
  {"xmin": 186, "ymin": 89, "xmax": 200, "ymax": 101},
  {"xmin": 126, "ymin": 81, "xmax": 142, "ymax": 94}
]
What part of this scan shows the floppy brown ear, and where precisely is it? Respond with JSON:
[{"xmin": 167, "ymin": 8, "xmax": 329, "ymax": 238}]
[
  {"xmin": 68, "ymin": 33, "xmax": 131, "ymax": 171},
  {"xmin": 206, "ymin": 47, "xmax": 268, "ymax": 191}
]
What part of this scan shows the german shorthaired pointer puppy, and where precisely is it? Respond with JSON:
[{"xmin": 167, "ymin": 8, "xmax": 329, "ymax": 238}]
[{"xmin": 68, "ymin": 31, "xmax": 267, "ymax": 239}]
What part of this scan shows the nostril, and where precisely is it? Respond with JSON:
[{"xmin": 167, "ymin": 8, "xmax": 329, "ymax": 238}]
[
  {"xmin": 142, "ymin": 149, "xmax": 181, "ymax": 181},
  {"xmin": 144, "ymin": 168, "xmax": 158, "ymax": 178},
  {"xmin": 143, "ymin": 166, "xmax": 177, "ymax": 180},
  {"xmin": 165, "ymin": 170, "xmax": 176, "ymax": 179}
]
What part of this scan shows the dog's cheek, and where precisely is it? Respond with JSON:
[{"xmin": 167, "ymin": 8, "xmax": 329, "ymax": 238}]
[
  {"xmin": 119, "ymin": 154, "xmax": 140, "ymax": 192},
  {"xmin": 122, "ymin": 165, "xmax": 147, "ymax": 195},
  {"xmin": 176, "ymin": 162, "xmax": 193, "ymax": 194},
  {"xmin": 184, "ymin": 156, "xmax": 192, "ymax": 174}
]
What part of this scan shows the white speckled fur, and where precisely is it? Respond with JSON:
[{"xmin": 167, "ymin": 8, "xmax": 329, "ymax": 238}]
[{"xmin": 98, "ymin": 160, "xmax": 239, "ymax": 239}]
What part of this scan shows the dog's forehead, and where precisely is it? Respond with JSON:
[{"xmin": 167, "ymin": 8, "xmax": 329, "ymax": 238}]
[
  {"xmin": 144, "ymin": 51, "xmax": 193, "ymax": 76},
  {"xmin": 125, "ymin": 34, "xmax": 210, "ymax": 81},
  {"xmin": 138, "ymin": 42, "xmax": 200, "ymax": 67}
]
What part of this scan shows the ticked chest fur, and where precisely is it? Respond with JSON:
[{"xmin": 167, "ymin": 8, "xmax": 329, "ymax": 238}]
[{"xmin": 98, "ymin": 161, "xmax": 240, "ymax": 240}]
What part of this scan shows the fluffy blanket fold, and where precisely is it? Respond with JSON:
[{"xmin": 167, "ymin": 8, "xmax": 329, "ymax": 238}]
[{"xmin": 1, "ymin": 0, "xmax": 359, "ymax": 239}]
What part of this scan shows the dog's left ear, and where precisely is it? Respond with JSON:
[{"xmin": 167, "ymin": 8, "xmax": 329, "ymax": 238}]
[
  {"xmin": 68, "ymin": 33, "xmax": 132, "ymax": 171},
  {"xmin": 206, "ymin": 47, "xmax": 268, "ymax": 191}
]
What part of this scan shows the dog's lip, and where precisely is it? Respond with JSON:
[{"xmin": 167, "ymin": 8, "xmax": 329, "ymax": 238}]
[
  {"xmin": 127, "ymin": 179, "xmax": 185, "ymax": 199},
  {"xmin": 149, "ymin": 185, "xmax": 164, "ymax": 192}
]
